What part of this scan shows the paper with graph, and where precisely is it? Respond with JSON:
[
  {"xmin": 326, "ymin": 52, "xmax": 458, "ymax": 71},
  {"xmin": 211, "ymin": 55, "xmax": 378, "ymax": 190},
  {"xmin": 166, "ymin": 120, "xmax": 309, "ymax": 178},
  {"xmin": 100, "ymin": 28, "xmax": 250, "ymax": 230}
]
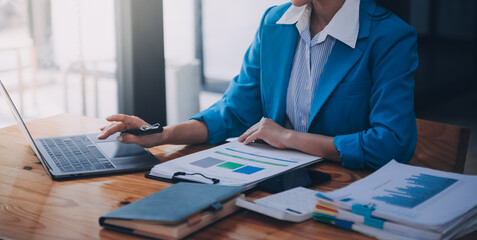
[
  {"xmin": 149, "ymin": 141, "xmax": 322, "ymax": 188},
  {"xmin": 320, "ymin": 160, "xmax": 477, "ymax": 232}
]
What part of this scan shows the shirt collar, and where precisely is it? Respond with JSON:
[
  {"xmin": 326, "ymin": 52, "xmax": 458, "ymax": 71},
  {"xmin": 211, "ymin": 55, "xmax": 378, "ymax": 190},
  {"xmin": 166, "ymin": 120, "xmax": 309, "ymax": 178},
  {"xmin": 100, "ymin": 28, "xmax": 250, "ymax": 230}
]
[{"xmin": 276, "ymin": 0, "xmax": 360, "ymax": 49}]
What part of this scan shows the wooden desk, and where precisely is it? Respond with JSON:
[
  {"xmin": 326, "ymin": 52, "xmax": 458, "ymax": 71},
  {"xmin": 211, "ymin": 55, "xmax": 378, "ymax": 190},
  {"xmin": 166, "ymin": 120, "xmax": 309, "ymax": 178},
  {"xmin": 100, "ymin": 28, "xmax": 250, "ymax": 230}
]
[{"xmin": 0, "ymin": 114, "xmax": 387, "ymax": 239}]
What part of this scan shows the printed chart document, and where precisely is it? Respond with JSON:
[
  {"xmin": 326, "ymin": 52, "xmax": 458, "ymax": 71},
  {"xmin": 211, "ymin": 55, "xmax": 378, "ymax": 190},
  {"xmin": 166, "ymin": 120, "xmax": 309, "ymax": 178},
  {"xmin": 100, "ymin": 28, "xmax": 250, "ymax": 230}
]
[
  {"xmin": 149, "ymin": 141, "xmax": 322, "ymax": 188},
  {"xmin": 317, "ymin": 160, "xmax": 477, "ymax": 239}
]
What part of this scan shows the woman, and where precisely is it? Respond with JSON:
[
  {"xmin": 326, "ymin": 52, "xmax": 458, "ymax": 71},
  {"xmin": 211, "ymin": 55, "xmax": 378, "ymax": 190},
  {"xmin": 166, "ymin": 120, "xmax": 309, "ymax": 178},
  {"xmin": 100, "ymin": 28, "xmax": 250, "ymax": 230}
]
[{"xmin": 99, "ymin": 0, "xmax": 418, "ymax": 169}]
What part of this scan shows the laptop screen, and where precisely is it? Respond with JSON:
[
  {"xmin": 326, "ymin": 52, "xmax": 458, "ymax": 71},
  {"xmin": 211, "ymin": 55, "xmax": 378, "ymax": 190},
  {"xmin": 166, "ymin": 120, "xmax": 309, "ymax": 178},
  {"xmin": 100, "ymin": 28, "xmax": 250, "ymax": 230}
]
[{"xmin": 0, "ymin": 80, "xmax": 52, "ymax": 177}]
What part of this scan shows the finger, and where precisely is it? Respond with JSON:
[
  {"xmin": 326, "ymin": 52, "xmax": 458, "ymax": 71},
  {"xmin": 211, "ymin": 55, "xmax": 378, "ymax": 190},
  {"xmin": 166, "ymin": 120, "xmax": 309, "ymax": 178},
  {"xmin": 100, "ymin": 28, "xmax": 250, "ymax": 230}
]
[
  {"xmin": 98, "ymin": 122, "xmax": 126, "ymax": 139},
  {"xmin": 243, "ymin": 131, "xmax": 261, "ymax": 145},
  {"xmin": 238, "ymin": 122, "xmax": 261, "ymax": 142},
  {"xmin": 97, "ymin": 123, "xmax": 117, "ymax": 139},
  {"xmin": 99, "ymin": 124, "xmax": 112, "ymax": 132},
  {"xmin": 108, "ymin": 114, "xmax": 147, "ymax": 128},
  {"xmin": 238, "ymin": 127, "xmax": 257, "ymax": 142},
  {"xmin": 117, "ymin": 133, "xmax": 141, "ymax": 144},
  {"xmin": 106, "ymin": 114, "xmax": 128, "ymax": 122},
  {"xmin": 107, "ymin": 114, "xmax": 134, "ymax": 126},
  {"xmin": 118, "ymin": 133, "xmax": 154, "ymax": 148}
]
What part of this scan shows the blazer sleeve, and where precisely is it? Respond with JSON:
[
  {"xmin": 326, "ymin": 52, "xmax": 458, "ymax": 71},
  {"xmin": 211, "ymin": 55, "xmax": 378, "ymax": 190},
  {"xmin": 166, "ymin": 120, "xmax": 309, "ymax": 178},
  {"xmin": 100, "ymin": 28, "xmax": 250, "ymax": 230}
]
[
  {"xmin": 190, "ymin": 7, "xmax": 274, "ymax": 144},
  {"xmin": 334, "ymin": 18, "xmax": 419, "ymax": 169}
]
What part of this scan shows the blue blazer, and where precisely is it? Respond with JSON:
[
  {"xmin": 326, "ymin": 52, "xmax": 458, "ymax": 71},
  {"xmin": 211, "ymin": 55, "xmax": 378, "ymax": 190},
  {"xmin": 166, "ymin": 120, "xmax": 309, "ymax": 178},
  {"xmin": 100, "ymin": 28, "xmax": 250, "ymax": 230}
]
[{"xmin": 192, "ymin": 0, "xmax": 418, "ymax": 169}]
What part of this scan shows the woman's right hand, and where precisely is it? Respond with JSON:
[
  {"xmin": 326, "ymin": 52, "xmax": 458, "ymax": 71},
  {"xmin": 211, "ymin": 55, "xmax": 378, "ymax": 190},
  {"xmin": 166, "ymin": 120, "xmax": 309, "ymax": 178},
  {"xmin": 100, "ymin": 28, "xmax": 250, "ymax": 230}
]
[{"xmin": 97, "ymin": 114, "xmax": 164, "ymax": 148}]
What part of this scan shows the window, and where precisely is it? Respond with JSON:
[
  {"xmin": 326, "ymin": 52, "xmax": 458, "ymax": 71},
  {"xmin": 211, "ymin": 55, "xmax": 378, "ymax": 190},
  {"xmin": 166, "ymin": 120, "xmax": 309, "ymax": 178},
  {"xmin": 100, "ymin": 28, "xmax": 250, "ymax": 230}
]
[
  {"xmin": 0, "ymin": 0, "xmax": 117, "ymax": 128},
  {"xmin": 200, "ymin": 0, "xmax": 288, "ymax": 91}
]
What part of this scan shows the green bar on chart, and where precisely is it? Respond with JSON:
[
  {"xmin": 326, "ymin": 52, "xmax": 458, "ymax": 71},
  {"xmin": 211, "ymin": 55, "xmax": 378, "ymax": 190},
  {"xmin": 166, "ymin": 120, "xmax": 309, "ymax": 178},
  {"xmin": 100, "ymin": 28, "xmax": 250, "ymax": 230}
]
[{"xmin": 217, "ymin": 162, "xmax": 244, "ymax": 169}]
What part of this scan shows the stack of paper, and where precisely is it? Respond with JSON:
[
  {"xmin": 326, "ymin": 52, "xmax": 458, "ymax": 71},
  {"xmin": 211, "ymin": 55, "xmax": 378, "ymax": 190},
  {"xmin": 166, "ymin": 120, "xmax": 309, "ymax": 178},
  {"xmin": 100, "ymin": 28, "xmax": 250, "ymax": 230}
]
[
  {"xmin": 236, "ymin": 187, "xmax": 319, "ymax": 222},
  {"xmin": 313, "ymin": 160, "xmax": 477, "ymax": 240}
]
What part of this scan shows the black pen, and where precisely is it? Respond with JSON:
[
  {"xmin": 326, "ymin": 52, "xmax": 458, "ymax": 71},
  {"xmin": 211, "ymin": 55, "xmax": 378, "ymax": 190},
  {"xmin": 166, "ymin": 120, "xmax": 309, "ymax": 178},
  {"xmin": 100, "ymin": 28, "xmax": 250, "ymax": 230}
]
[{"xmin": 121, "ymin": 123, "xmax": 163, "ymax": 136}]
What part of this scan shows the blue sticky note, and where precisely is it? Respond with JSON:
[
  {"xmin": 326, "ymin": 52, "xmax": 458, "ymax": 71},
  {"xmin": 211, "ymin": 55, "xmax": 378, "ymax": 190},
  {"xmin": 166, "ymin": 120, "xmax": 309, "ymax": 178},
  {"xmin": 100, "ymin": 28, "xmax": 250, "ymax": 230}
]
[
  {"xmin": 352, "ymin": 204, "xmax": 375, "ymax": 217},
  {"xmin": 364, "ymin": 216, "xmax": 384, "ymax": 229}
]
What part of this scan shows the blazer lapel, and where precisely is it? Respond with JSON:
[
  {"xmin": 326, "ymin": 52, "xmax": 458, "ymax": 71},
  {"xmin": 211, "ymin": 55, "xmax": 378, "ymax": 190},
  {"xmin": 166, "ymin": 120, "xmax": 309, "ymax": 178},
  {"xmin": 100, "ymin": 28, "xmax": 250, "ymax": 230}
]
[
  {"xmin": 261, "ymin": 24, "xmax": 298, "ymax": 125},
  {"xmin": 308, "ymin": 38, "xmax": 363, "ymax": 129},
  {"xmin": 307, "ymin": 0, "xmax": 375, "ymax": 128},
  {"xmin": 260, "ymin": 0, "xmax": 375, "ymax": 127}
]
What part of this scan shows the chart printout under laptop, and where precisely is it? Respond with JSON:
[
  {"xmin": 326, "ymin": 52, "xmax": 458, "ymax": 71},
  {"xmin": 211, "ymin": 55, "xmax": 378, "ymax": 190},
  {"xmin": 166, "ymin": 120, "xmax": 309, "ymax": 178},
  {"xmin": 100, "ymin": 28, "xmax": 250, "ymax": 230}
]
[{"xmin": 149, "ymin": 140, "xmax": 322, "ymax": 188}]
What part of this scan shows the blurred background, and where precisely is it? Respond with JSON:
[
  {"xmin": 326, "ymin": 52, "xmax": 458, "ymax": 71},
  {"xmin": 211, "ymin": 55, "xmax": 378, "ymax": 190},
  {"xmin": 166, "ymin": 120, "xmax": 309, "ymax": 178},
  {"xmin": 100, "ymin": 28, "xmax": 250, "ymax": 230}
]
[
  {"xmin": 0, "ymin": 0, "xmax": 286, "ymax": 127},
  {"xmin": 0, "ymin": 0, "xmax": 475, "ymax": 173},
  {"xmin": 0, "ymin": 0, "xmax": 117, "ymax": 124}
]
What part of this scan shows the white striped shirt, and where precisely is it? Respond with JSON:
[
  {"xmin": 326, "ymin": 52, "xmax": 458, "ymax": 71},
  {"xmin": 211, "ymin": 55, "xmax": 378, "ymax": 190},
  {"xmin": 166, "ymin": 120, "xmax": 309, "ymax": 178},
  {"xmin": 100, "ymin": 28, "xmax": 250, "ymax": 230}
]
[{"xmin": 277, "ymin": 1, "xmax": 360, "ymax": 132}]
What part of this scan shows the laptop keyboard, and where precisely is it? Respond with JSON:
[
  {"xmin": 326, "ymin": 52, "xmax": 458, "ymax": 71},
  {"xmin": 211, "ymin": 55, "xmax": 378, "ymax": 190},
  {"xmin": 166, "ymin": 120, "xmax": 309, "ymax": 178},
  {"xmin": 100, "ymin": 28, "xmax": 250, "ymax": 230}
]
[{"xmin": 40, "ymin": 136, "xmax": 115, "ymax": 173}]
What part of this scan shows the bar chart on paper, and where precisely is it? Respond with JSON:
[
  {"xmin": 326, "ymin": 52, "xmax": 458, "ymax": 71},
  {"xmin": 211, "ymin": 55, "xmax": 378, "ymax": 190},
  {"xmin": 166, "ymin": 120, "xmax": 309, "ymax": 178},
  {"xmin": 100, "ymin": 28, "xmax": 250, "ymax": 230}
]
[
  {"xmin": 149, "ymin": 141, "xmax": 322, "ymax": 187},
  {"xmin": 190, "ymin": 156, "xmax": 265, "ymax": 175},
  {"xmin": 189, "ymin": 145, "xmax": 297, "ymax": 175},
  {"xmin": 315, "ymin": 160, "xmax": 477, "ymax": 237},
  {"xmin": 372, "ymin": 174, "xmax": 458, "ymax": 208}
]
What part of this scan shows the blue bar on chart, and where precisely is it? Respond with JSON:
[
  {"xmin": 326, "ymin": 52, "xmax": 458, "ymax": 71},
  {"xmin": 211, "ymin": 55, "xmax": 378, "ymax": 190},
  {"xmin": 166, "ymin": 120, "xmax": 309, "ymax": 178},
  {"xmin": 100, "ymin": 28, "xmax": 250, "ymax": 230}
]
[
  {"xmin": 372, "ymin": 173, "xmax": 458, "ymax": 208},
  {"xmin": 233, "ymin": 166, "xmax": 264, "ymax": 175}
]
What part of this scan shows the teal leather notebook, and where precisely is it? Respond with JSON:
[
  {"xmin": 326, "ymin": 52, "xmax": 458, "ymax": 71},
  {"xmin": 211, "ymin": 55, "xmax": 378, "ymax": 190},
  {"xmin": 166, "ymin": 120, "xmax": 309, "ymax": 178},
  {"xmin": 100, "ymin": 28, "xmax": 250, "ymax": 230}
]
[{"xmin": 99, "ymin": 182, "xmax": 244, "ymax": 225}]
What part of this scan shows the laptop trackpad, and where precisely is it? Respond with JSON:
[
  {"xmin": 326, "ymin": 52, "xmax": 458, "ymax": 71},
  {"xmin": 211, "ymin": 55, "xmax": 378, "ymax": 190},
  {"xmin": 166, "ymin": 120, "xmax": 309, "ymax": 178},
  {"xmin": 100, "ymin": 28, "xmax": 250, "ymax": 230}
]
[{"xmin": 96, "ymin": 141, "xmax": 146, "ymax": 158}]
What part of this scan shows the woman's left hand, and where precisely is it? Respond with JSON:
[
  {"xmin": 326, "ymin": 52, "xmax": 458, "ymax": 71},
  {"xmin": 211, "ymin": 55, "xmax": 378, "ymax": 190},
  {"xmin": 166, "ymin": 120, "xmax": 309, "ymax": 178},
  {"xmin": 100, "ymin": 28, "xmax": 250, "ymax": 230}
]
[{"xmin": 238, "ymin": 118, "xmax": 291, "ymax": 149}]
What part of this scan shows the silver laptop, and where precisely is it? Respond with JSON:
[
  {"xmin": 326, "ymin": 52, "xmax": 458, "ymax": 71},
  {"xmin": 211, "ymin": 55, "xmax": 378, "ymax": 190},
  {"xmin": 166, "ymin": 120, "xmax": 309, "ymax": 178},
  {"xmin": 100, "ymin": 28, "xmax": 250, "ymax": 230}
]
[{"xmin": 0, "ymin": 80, "xmax": 160, "ymax": 180}]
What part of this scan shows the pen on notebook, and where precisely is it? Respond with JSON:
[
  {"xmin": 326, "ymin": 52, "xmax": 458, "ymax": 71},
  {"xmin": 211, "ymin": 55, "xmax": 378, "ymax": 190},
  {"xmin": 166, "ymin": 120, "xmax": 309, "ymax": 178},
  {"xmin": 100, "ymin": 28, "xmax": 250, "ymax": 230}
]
[
  {"xmin": 286, "ymin": 208, "xmax": 303, "ymax": 214},
  {"xmin": 121, "ymin": 123, "xmax": 163, "ymax": 136}
]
